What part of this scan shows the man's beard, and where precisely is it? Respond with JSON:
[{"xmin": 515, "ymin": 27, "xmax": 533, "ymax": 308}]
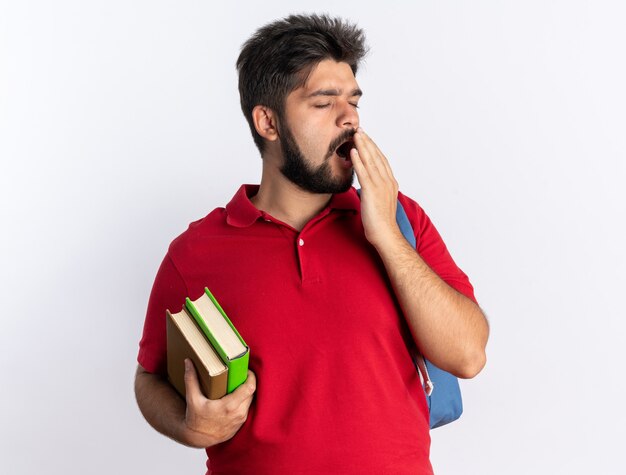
[{"xmin": 278, "ymin": 121, "xmax": 354, "ymax": 194}]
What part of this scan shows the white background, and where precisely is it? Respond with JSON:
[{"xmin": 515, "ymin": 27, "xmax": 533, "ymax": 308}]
[{"xmin": 1, "ymin": 1, "xmax": 625, "ymax": 474}]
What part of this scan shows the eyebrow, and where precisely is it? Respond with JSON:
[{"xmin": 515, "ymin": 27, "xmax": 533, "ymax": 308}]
[{"xmin": 306, "ymin": 88, "xmax": 363, "ymax": 98}]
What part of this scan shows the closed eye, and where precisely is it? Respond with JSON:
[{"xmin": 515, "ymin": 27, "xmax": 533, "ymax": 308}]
[{"xmin": 314, "ymin": 103, "xmax": 359, "ymax": 109}]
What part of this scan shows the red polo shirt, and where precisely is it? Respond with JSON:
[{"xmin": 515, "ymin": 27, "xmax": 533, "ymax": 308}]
[{"xmin": 138, "ymin": 185, "xmax": 476, "ymax": 475}]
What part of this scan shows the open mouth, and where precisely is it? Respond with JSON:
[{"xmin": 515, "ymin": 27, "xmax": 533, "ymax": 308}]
[{"xmin": 335, "ymin": 140, "xmax": 355, "ymax": 160}]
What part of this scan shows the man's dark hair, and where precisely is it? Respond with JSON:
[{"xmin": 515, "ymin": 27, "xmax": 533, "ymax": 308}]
[{"xmin": 236, "ymin": 14, "xmax": 368, "ymax": 153}]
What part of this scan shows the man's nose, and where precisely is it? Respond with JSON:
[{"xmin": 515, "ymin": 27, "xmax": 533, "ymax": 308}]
[{"xmin": 336, "ymin": 100, "xmax": 359, "ymax": 130}]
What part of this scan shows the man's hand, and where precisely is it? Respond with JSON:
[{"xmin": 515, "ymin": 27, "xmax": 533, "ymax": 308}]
[
  {"xmin": 350, "ymin": 127, "xmax": 403, "ymax": 249},
  {"xmin": 135, "ymin": 362, "xmax": 257, "ymax": 449},
  {"xmin": 348, "ymin": 129, "xmax": 489, "ymax": 378},
  {"xmin": 183, "ymin": 359, "xmax": 257, "ymax": 447}
]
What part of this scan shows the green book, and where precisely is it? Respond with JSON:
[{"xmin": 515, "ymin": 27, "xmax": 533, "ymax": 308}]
[{"xmin": 185, "ymin": 288, "xmax": 249, "ymax": 393}]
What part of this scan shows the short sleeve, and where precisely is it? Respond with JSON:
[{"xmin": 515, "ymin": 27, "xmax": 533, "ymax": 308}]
[
  {"xmin": 137, "ymin": 254, "xmax": 189, "ymax": 375},
  {"xmin": 397, "ymin": 192, "xmax": 477, "ymax": 304}
]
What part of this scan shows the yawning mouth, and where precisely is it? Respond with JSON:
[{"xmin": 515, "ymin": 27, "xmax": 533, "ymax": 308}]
[{"xmin": 336, "ymin": 140, "xmax": 355, "ymax": 159}]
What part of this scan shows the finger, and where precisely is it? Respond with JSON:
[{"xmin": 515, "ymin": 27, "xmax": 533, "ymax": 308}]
[
  {"xmin": 368, "ymin": 136, "xmax": 396, "ymax": 181},
  {"xmin": 183, "ymin": 358, "xmax": 204, "ymax": 405},
  {"xmin": 241, "ymin": 370, "xmax": 257, "ymax": 399},
  {"xmin": 350, "ymin": 147, "xmax": 372, "ymax": 186},
  {"xmin": 355, "ymin": 129, "xmax": 381, "ymax": 164},
  {"xmin": 356, "ymin": 128, "xmax": 394, "ymax": 181},
  {"xmin": 222, "ymin": 370, "xmax": 257, "ymax": 404},
  {"xmin": 366, "ymin": 135, "xmax": 393, "ymax": 177},
  {"xmin": 238, "ymin": 373, "xmax": 257, "ymax": 410},
  {"xmin": 220, "ymin": 371, "xmax": 257, "ymax": 417},
  {"xmin": 355, "ymin": 131, "xmax": 390, "ymax": 184},
  {"xmin": 353, "ymin": 131, "xmax": 380, "ymax": 174}
]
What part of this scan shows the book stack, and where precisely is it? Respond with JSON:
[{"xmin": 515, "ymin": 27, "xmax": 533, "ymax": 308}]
[{"xmin": 166, "ymin": 287, "xmax": 249, "ymax": 399}]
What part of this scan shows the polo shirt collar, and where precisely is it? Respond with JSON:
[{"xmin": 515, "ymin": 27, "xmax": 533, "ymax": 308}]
[
  {"xmin": 226, "ymin": 184, "xmax": 361, "ymax": 228},
  {"xmin": 329, "ymin": 186, "xmax": 361, "ymax": 212},
  {"xmin": 225, "ymin": 184, "xmax": 263, "ymax": 227}
]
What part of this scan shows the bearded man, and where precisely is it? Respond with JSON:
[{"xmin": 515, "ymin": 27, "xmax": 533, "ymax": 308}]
[{"xmin": 135, "ymin": 13, "xmax": 489, "ymax": 475}]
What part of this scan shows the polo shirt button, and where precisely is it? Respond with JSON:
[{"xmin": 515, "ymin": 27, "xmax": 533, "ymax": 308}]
[{"xmin": 298, "ymin": 238, "xmax": 305, "ymax": 246}]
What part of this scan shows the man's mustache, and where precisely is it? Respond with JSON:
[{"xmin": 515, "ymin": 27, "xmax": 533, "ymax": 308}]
[{"xmin": 326, "ymin": 128, "xmax": 357, "ymax": 158}]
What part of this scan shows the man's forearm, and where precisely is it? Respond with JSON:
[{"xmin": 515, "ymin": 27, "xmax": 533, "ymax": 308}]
[
  {"xmin": 347, "ymin": 128, "xmax": 488, "ymax": 377},
  {"xmin": 373, "ymin": 230, "xmax": 489, "ymax": 378},
  {"xmin": 134, "ymin": 365, "xmax": 200, "ymax": 447}
]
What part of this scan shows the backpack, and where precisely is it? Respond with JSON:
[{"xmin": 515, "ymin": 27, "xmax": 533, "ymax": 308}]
[
  {"xmin": 395, "ymin": 197, "xmax": 463, "ymax": 429},
  {"xmin": 357, "ymin": 189, "xmax": 463, "ymax": 428}
]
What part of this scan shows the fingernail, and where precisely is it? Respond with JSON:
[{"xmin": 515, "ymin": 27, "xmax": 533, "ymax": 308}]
[{"xmin": 184, "ymin": 359, "xmax": 190, "ymax": 371}]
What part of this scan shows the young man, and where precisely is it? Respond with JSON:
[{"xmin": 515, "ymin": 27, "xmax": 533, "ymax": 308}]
[{"xmin": 135, "ymin": 14, "xmax": 489, "ymax": 475}]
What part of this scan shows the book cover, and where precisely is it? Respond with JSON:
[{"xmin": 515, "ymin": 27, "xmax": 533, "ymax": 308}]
[
  {"xmin": 166, "ymin": 308, "xmax": 228, "ymax": 400},
  {"xmin": 185, "ymin": 287, "xmax": 250, "ymax": 393}
]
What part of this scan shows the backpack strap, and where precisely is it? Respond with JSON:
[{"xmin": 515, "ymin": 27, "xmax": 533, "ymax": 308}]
[
  {"xmin": 356, "ymin": 188, "xmax": 463, "ymax": 428},
  {"xmin": 394, "ymin": 196, "xmax": 417, "ymax": 248},
  {"xmin": 392, "ymin": 197, "xmax": 435, "ymax": 399}
]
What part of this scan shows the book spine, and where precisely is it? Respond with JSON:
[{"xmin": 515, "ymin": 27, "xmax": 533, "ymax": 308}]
[{"xmin": 226, "ymin": 349, "xmax": 250, "ymax": 393}]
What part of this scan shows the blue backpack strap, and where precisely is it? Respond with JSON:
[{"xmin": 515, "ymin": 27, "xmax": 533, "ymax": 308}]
[
  {"xmin": 356, "ymin": 188, "xmax": 463, "ymax": 429},
  {"xmin": 394, "ymin": 197, "xmax": 416, "ymax": 248},
  {"xmin": 394, "ymin": 196, "xmax": 463, "ymax": 428}
]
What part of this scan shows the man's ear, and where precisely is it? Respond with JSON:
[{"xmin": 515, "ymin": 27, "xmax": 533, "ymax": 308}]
[{"xmin": 252, "ymin": 105, "xmax": 279, "ymax": 142}]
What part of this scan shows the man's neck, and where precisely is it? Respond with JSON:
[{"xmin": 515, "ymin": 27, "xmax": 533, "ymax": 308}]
[{"xmin": 250, "ymin": 165, "xmax": 332, "ymax": 232}]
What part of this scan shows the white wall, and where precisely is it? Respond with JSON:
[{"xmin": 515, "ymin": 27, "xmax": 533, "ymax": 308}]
[{"xmin": 1, "ymin": 1, "xmax": 624, "ymax": 473}]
